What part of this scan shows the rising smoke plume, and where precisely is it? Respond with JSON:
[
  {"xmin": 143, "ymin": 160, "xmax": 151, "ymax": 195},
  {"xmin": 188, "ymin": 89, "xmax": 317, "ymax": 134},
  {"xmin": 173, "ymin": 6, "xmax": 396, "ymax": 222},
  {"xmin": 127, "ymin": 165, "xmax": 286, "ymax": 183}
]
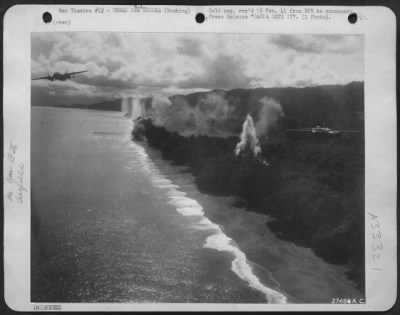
[
  {"xmin": 145, "ymin": 91, "xmax": 235, "ymax": 136},
  {"xmin": 125, "ymin": 91, "xmax": 284, "ymax": 142},
  {"xmin": 234, "ymin": 97, "xmax": 283, "ymax": 163},
  {"xmin": 121, "ymin": 96, "xmax": 144, "ymax": 120},
  {"xmin": 234, "ymin": 114, "xmax": 262, "ymax": 158},
  {"xmin": 254, "ymin": 97, "xmax": 284, "ymax": 138},
  {"xmin": 121, "ymin": 97, "xmax": 132, "ymax": 117}
]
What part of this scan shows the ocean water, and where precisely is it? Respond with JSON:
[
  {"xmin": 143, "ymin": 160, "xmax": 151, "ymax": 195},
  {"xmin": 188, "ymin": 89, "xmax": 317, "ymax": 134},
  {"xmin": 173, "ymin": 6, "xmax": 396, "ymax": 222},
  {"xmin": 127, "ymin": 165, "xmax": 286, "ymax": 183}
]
[{"xmin": 31, "ymin": 107, "xmax": 287, "ymax": 303}]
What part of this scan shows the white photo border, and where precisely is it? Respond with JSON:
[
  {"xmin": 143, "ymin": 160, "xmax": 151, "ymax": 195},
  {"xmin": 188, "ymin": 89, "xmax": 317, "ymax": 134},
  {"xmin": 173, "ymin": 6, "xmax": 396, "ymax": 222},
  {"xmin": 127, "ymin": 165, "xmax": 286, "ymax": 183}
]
[{"xmin": 3, "ymin": 4, "xmax": 397, "ymax": 312}]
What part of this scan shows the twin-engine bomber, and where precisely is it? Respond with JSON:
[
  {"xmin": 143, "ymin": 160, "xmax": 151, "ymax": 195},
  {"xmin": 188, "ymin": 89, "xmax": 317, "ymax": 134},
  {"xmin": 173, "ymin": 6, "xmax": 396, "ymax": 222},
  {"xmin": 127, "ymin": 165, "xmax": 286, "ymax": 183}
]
[{"xmin": 32, "ymin": 70, "xmax": 88, "ymax": 81}]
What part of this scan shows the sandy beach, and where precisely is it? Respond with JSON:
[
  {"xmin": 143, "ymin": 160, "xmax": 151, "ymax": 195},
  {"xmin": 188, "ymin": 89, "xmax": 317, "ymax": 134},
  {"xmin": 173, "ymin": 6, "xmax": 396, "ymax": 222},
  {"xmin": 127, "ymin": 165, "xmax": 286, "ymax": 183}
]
[{"xmin": 143, "ymin": 143, "xmax": 364, "ymax": 303}]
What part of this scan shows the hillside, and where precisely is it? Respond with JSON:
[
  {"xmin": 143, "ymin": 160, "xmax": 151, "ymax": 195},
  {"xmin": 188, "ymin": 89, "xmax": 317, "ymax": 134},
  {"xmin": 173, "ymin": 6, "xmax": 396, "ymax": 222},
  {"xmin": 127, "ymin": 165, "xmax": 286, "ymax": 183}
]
[{"xmin": 177, "ymin": 81, "xmax": 364, "ymax": 132}]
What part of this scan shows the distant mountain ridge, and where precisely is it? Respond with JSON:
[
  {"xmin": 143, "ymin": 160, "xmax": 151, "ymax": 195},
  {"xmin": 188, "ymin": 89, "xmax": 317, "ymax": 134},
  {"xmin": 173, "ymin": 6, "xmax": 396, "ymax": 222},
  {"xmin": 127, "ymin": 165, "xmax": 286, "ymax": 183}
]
[
  {"xmin": 179, "ymin": 81, "xmax": 364, "ymax": 131},
  {"xmin": 53, "ymin": 99, "xmax": 122, "ymax": 111},
  {"xmin": 33, "ymin": 82, "xmax": 364, "ymax": 130}
]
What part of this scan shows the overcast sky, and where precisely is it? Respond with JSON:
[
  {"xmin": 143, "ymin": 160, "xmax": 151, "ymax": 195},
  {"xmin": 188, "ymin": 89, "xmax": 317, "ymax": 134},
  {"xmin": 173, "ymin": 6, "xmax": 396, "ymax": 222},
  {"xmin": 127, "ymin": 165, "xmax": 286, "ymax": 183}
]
[{"xmin": 31, "ymin": 32, "xmax": 363, "ymax": 105}]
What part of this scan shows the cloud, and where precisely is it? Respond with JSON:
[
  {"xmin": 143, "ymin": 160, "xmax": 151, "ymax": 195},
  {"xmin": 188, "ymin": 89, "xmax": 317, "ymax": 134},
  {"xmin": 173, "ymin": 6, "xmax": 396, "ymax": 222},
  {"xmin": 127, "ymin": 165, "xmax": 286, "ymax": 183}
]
[
  {"xmin": 31, "ymin": 33, "xmax": 55, "ymax": 60},
  {"xmin": 270, "ymin": 34, "xmax": 362, "ymax": 55},
  {"xmin": 271, "ymin": 34, "xmax": 321, "ymax": 53},
  {"xmin": 176, "ymin": 37, "xmax": 204, "ymax": 57},
  {"xmin": 31, "ymin": 33, "xmax": 364, "ymax": 105},
  {"xmin": 177, "ymin": 54, "xmax": 254, "ymax": 90}
]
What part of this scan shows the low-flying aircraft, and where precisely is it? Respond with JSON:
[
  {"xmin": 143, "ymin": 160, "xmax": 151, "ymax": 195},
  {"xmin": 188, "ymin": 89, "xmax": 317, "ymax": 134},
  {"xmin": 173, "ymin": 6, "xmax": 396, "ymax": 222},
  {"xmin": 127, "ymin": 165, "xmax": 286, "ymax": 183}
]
[
  {"xmin": 286, "ymin": 125, "xmax": 362, "ymax": 136},
  {"xmin": 32, "ymin": 70, "xmax": 88, "ymax": 81}
]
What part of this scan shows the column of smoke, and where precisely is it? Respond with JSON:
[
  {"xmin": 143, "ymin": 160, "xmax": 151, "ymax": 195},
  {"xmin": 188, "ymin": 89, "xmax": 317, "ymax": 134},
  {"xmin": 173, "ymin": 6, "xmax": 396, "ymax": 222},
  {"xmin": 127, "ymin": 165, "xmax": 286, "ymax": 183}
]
[
  {"xmin": 121, "ymin": 97, "xmax": 132, "ymax": 117},
  {"xmin": 254, "ymin": 97, "xmax": 284, "ymax": 137},
  {"xmin": 149, "ymin": 92, "xmax": 233, "ymax": 136},
  {"xmin": 130, "ymin": 92, "xmax": 284, "ymax": 161},
  {"xmin": 234, "ymin": 114, "xmax": 262, "ymax": 157},
  {"xmin": 234, "ymin": 97, "xmax": 284, "ymax": 162},
  {"xmin": 195, "ymin": 93, "xmax": 231, "ymax": 135},
  {"xmin": 122, "ymin": 96, "xmax": 149, "ymax": 141},
  {"xmin": 150, "ymin": 96, "xmax": 190, "ymax": 132},
  {"xmin": 121, "ymin": 96, "xmax": 144, "ymax": 120}
]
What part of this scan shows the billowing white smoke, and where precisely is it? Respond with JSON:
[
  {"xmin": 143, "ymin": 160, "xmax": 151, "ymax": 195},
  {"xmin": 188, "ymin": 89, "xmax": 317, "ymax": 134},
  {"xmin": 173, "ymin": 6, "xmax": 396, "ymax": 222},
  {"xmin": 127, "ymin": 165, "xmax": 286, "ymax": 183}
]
[
  {"xmin": 234, "ymin": 97, "xmax": 283, "ymax": 163},
  {"xmin": 125, "ymin": 92, "xmax": 283, "ymax": 142},
  {"xmin": 150, "ymin": 95, "xmax": 194, "ymax": 134},
  {"xmin": 121, "ymin": 96, "xmax": 144, "ymax": 120},
  {"xmin": 195, "ymin": 93, "xmax": 232, "ymax": 135},
  {"xmin": 254, "ymin": 97, "xmax": 284, "ymax": 138},
  {"xmin": 131, "ymin": 98, "xmax": 143, "ymax": 120},
  {"xmin": 150, "ymin": 96, "xmax": 172, "ymax": 126},
  {"xmin": 121, "ymin": 97, "xmax": 131, "ymax": 117},
  {"xmin": 148, "ymin": 92, "xmax": 233, "ymax": 136},
  {"xmin": 234, "ymin": 114, "xmax": 262, "ymax": 158}
]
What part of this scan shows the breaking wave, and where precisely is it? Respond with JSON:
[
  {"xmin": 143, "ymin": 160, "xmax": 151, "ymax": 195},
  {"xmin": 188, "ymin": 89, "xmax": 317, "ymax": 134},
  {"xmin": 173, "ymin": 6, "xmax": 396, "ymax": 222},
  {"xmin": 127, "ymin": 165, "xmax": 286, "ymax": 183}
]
[{"xmin": 127, "ymin": 141, "xmax": 287, "ymax": 304}]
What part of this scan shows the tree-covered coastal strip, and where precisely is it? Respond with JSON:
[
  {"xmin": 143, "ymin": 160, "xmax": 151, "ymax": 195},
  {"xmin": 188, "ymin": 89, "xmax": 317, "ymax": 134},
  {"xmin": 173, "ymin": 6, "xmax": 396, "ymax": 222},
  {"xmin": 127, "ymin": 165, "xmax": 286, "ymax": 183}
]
[
  {"xmin": 133, "ymin": 120, "xmax": 364, "ymax": 290},
  {"xmin": 131, "ymin": 83, "xmax": 364, "ymax": 291}
]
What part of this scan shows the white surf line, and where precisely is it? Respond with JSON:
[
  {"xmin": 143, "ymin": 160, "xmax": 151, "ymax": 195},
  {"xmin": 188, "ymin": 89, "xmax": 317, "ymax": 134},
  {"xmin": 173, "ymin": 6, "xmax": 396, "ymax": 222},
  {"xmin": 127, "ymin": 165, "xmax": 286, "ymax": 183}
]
[{"xmin": 128, "ymin": 141, "xmax": 288, "ymax": 304}]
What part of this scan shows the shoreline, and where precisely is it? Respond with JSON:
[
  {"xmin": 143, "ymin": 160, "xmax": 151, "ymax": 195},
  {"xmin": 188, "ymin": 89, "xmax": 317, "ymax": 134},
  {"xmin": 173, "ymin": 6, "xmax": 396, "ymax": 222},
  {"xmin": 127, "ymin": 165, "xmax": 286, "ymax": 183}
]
[
  {"xmin": 138, "ymin": 140, "xmax": 363, "ymax": 303},
  {"xmin": 133, "ymin": 118, "xmax": 365, "ymax": 292},
  {"xmin": 137, "ymin": 141, "xmax": 289, "ymax": 303}
]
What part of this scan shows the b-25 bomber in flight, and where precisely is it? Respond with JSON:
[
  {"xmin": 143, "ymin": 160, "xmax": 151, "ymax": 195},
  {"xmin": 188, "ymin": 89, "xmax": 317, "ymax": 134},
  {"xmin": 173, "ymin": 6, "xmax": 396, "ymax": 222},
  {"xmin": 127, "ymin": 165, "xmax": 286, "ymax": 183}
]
[
  {"xmin": 32, "ymin": 70, "xmax": 88, "ymax": 82},
  {"xmin": 286, "ymin": 125, "xmax": 362, "ymax": 136}
]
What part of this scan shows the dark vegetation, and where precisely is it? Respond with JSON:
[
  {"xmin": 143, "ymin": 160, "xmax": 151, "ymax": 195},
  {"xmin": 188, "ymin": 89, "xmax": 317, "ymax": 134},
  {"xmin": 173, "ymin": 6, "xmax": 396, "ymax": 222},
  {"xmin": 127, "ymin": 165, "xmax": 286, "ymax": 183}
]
[
  {"xmin": 132, "ymin": 82, "xmax": 365, "ymax": 291},
  {"xmin": 135, "ymin": 120, "xmax": 364, "ymax": 291}
]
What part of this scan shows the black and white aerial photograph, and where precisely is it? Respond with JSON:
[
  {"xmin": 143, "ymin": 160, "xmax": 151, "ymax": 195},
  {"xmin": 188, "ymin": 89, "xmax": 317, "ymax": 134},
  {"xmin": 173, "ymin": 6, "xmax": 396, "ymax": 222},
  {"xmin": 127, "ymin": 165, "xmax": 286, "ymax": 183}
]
[{"xmin": 31, "ymin": 32, "xmax": 365, "ymax": 304}]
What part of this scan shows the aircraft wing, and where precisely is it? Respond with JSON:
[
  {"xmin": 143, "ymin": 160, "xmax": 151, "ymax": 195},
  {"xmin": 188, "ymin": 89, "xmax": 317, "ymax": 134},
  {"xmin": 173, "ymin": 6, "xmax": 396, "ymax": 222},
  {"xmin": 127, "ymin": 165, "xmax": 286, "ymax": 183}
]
[
  {"xmin": 68, "ymin": 70, "xmax": 88, "ymax": 76},
  {"xmin": 32, "ymin": 76, "xmax": 50, "ymax": 80},
  {"xmin": 286, "ymin": 128, "xmax": 313, "ymax": 132}
]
